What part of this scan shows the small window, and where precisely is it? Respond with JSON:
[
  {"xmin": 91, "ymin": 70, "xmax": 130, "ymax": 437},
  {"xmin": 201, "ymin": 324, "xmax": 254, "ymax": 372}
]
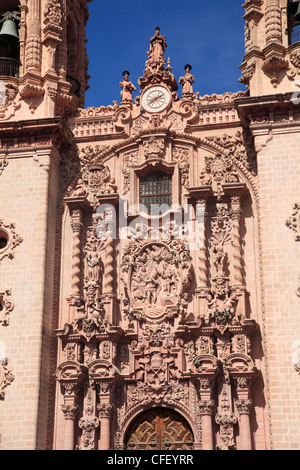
[{"xmin": 140, "ymin": 172, "xmax": 172, "ymax": 215}]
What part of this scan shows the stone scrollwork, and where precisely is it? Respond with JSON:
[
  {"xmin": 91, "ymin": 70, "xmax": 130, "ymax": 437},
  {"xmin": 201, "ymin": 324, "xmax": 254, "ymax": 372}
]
[
  {"xmin": 0, "ymin": 360, "xmax": 14, "ymax": 399},
  {"xmin": 286, "ymin": 203, "xmax": 300, "ymax": 299},
  {"xmin": 0, "ymin": 218, "xmax": 23, "ymax": 264},
  {"xmin": 286, "ymin": 202, "xmax": 300, "ymax": 241},
  {"xmin": 0, "ymin": 153, "xmax": 8, "ymax": 177},
  {"xmin": 0, "ymin": 289, "xmax": 14, "ymax": 326}
]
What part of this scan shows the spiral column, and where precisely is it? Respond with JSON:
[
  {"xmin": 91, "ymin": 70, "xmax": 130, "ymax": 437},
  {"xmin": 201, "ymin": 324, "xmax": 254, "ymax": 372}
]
[
  {"xmin": 70, "ymin": 209, "xmax": 83, "ymax": 302},
  {"xmin": 103, "ymin": 231, "xmax": 114, "ymax": 295},
  {"xmin": 196, "ymin": 199, "xmax": 208, "ymax": 289},
  {"xmin": 231, "ymin": 196, "xmax": 243, "ymax": 287}
]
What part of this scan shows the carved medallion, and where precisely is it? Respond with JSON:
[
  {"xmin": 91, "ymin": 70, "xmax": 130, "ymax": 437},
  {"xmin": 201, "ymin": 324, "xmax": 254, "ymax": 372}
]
[{"xmin": 121, "ymin": 239, "xmax": 193, "ymax": 321}]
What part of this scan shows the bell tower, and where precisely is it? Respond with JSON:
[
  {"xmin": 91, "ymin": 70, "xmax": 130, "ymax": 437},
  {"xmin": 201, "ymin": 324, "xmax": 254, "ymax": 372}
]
[
  {"xmin": 0, "ymin": 0, "xmax": 91, "ymax": 120},
  {"xmin": 236, "ymin": 0, "xmax": 300, "ymax": 452},
  {"xmin": 0, "ymin": 0, "xmax": 93, "ymax": 451},
  {"xmin": 239, "ymin": 0, "xmax": 300, "ymax": 95}
]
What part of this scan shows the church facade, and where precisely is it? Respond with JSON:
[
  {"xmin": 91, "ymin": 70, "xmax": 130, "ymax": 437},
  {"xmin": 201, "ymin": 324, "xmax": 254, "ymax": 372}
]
[{"xmin": 0, "ymin": 0, "xmax": 300, "ymax": 451}]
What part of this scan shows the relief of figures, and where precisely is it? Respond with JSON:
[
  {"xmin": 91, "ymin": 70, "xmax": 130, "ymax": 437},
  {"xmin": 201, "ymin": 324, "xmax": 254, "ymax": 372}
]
[
  {"xmin": 131, "ymin": 245, "xmax": 179, "ymax": 307},
  {"xmin": 121, "ymin": 239, "xmax": 193, "ymax": 321}
]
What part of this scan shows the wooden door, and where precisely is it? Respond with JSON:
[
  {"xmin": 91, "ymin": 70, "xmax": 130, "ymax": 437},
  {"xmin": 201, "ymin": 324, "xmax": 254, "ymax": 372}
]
[{"xmin": 125, "ymin": 408, "xmax": 194, "ymax": 450}]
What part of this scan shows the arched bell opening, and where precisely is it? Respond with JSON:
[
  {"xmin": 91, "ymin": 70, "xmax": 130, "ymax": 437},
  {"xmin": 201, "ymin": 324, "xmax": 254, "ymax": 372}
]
[
  {"xmin": 124, "ymin": 407, "xmax": 195, "ymax": 451},
  {"xmin": 0, "ymin": 1, "xmax": 20, "ymax": 77}
]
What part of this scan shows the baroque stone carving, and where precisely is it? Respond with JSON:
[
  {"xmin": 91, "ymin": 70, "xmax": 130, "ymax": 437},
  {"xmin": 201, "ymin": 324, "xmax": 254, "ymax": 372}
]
[
  {"xmin": 121, "ymin": 237, "xmax": 193, "ymax": 321},
  {"xmin": 0, "ymin": 153, "xmax": 8, "ymax": 177},
  {"xmin": 0, "ymin": 289, "xmax": 14, "ymax": 326},
  {"xmin": 0, "ymin": 360, "xmax": 14, "ymax": 399},
  {"xmin": 143, "ymin": 136, "xmax": 165, "ymax": 160},
  {"xmin": 0, "ymin": 83, "xmax": 20, "ymax": 121},
  {"xmin": 82, "ymin": 163, "xmax": 117, "ymax": 198},
  {"xmin": 286, "ymin": 202, "xmax": 300, "ymax": 241},
  {"xmin": 20, "ymin": 84, "xmax": 45, "ymax": 113},
  {"xmin": 0, "ymin": 219, "xmax": 23, "ymax": 263}
]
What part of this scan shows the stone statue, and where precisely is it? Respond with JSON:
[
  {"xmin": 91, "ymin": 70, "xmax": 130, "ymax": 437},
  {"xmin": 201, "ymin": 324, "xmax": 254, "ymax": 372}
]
[
  {"xmin": 179, "ymin": 64, "xmax": 195, "ymax": 96},
  {"xmin": 149, "ymin": 26, "xmax": 167, "ymax": 61},
  {"xmin": 84, "ymin": 246, "xmax": 102, "ymax": 284},
  {"xmin": 120, "ymin": 71, "xmax": 136, "ymax": 104}
]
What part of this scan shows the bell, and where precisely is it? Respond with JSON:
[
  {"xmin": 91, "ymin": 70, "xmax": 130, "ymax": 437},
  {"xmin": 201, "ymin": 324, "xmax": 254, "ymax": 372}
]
[{"xmin": 0, "ymin": 19, "xmax": 19, "ymax": 49}]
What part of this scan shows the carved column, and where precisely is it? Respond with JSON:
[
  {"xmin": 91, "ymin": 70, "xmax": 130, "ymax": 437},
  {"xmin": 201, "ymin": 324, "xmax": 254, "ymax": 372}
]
[
  {"xmin": 234, "ymin": 376, "xmax": 253, "ymax": 451},
  {"xmin": 196, "ymin": 199, "xmax": 208, "ymax": 289},
  {"xmin": 265, "ymin": 0, "xmax": 282, "ymax": 45},
  {"xmin": 96, "ymin": 195, "xmax": 119, "ymax": 326},
  {"xmin": 194, "ymin": 357, "xmax": 219, "ymax": 450},
  {"xmin": 61, "ymin": 400, "xmax": 79, "ymax": 451},
  {"xmin": 191, "ymin": 188, "xmax": 212, "ymax": 322},
  {"xmin": 70, "ymin": 209, "xmax": 83, "ymax": 302},
  {"xmin": 25, "ymin": 0, "xmax": 41, "ymax": 74},
  {"xmin": 98, "ymin": 403, "xmax": 113, "ymax": 450},
  {"xmin": 65, "ymin": 196, "xmax": 90, "ymax": 319},
  {"xmin": 55, "ymin": 362, "xmax": 87, "ymax": 450},
  {"xmin": 236, "ymin": 399, "xmax": 253, "ymax": 451},
  {"xmin": 97, "ymin": 381, "xmax": 114, "ymax": 450},
  {"xmin": 230, "ymin": 196, "xmax": 243, "ymax": 288},
  {"xmin": 198, "ymin": 376, "xmax": 216, "ymax": 450},
  {"xmin": 103, "ymin": 230, "xmax": 114, "ymax": 296}
]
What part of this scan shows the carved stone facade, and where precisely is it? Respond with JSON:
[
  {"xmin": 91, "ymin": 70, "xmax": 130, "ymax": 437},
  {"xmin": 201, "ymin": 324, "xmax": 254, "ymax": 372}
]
[{"xmin": 0, "ymin": 0, "xmax": 300, "ymax": 451}]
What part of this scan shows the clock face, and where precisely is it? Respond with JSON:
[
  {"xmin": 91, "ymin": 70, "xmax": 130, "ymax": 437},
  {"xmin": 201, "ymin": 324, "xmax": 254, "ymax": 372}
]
[{"xmin": 141, "ymin": 86, "xmax": 171, "ymax": 113}]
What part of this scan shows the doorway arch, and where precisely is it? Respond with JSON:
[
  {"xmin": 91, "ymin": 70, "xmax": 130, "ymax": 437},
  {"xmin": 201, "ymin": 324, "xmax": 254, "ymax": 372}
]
[{"xmin": 125, "ymin": 408, "xmax": 194, "ymax": 450}]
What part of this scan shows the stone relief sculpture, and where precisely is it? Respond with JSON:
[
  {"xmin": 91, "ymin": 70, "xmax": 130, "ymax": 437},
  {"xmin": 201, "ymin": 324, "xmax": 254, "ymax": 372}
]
[{"xmin": 121, "ymin": 237, "xmax": 193, "ymax": 321}]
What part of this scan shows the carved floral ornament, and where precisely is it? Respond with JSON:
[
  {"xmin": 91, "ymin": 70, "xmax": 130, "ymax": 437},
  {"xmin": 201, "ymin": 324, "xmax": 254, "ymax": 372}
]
[{"xmin": 0, "ymin": 218, "xmax": 23, "ymax": 263}]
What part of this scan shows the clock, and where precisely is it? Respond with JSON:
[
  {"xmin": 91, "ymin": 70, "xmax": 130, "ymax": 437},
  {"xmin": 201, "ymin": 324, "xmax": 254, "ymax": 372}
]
[{"xmin": 141, "ymin": 85, "xmax": 171, "ymax": 113}]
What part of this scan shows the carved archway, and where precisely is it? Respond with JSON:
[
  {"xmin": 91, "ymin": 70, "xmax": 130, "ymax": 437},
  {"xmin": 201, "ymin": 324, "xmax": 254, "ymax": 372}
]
[{"xmin": 125, "ymin": 408, "xmax": 194, "ymax": 450}]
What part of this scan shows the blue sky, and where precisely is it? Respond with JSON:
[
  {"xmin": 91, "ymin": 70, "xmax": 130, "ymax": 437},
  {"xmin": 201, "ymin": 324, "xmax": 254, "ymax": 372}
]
[{"xmin": 85, "ymin": 1, "xmax": 246, "ymax": 108}]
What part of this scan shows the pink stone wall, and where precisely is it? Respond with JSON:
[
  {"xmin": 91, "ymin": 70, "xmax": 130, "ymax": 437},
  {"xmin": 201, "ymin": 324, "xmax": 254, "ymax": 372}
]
[
  {"xmin": 255, "ymin": 129, "xmax": 300, "ymax": 450},
  {"xmin": 0, "ymin": 147, "xmax": 59, "ymax": 450}
]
